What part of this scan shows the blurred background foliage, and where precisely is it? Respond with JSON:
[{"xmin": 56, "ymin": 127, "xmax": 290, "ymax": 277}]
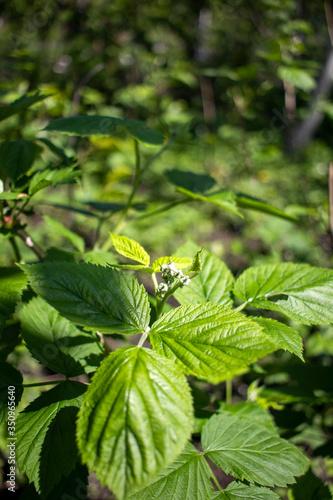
[
  {"xmin": 1, "ymin": 0, "xmax": 333, "ymax": 270},
  {"xmin": 1, "ymin": 1, "xmax": 333, "ymax": 496}
]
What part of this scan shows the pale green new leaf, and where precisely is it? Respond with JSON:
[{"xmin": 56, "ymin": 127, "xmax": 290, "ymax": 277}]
[
  {"xmin": 77, "ymin": 346, "xmax": 193, "ymax": 500},
  {"xmin": 234, "ymin": 263, "xmax": 333, "ymax": 325},
  {"xmin": 202, "ymin": 412, "xmax": 309, "ymax": 487},
  {"xmin": 151, "ymin": 256, "xmax": 192, "ymax": 272},
  {"xmin": 212, "ymin": 482, "xmax": 279, "ymax": 499},
  {"xmin": 16, "ymin": 381, "xmax": 86, "ymax": 497},
  {"xmin": 110, "ymin": 233, "xmax": 150, "ymax": 266},
  {"xmin": 20, "ymin": 262, "xmax": 150, "ymax": 335},
  {"xmin": 252, "ymin": 317, "xmax": 304, "ymax": 360},
  {"xmin": 19, "ymin": 297, "xmax": 104, "ymax": 377},
  {"xmin": 174, "ymin": 251, "xmax": 234, "ymax": 307},
  {"xmin": 111, "ymin": 264, "xmax": 154, "ymax": 274},
  {"xmin": 129, "ymin": 443, "xmax": 212, "ymax": 500},
  {"xmin": 149, "ymin": 304, "xmax": 277, "ymax": 383},
  {"xmin": 43, "ymin": 215, "xmax": 85, "ymax": 253}
]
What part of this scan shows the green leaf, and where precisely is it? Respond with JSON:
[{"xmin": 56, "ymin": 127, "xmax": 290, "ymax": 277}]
[
  {"xmin": 0, "ymin": 191, "xmax": 28, "ymax": 200},
  {"xmin": 45, "ymin": 247, "xmax": 80, "ymax": 262},
  {"xmin": 165, "ymin": 169, "xmax": 216, "ymax": 193},
  {"xmin": 0, "ymin": 362, "xmax": 23, "ymax": 425},
  {"xmin": 186, "ymin": 249, "xmax": 203, "ymax": 279},
  {"xmin": 18, "ymin": 297, "xmax": 104, "ymax": 377},
  {"xmin": 0, "ymin": 267, "xmax": 27, "ymax": 317},
  {"xmin": 77, "ymin": 346, "xmax": 193, "ymax": 500},
  {"xmin": 82, "ymin": 250, "xmax": 118, "ymax": 266},
  {"xmin": 29, "ymin": 166, "xmax": 80, "ymax": 195},
  {"xmin": 0, "ymin": 323, "xmax": 21, "ymax": 362},
  {"xmin": 233, "ymin": 263, "xmax": 333, "ymax": 325},
  {"xmin": 37, "ymin": 137, "xmax": 73, "ymax": 164},
  {"xmin": 43, "ymin": 214, "xmax": 85, "ymax": 253},
  {"xmin": 128, "ymin": 443, "xmax": 212, "ymax": 500},
  {"xmin": 174, "ymin": 251, "xmax": 234, "ymax": 307},
  {"xmin": 44, "ymin": 115, "xmax": 164, "ymax": 146},
  {"xmin": 218, "ymin": 402, "xmax": 277, "ymax": 434},
  {"xmin": 151, "ymin": 256, "xmax": 192, "ymax": 272},
  {"xmin": 44, "ymin": 115, "xmax": 123, "ymax": 136},
  {"xmin": 111, "ymin": 264, "xmax": 154, "ymax": 273},
  {"xmin": 109, "ymin": 233, "xmax": 150, "ymax": 265},
  {"xmin": 149, "ymin": 303, "xmax": 276, "ymax": 383},
  {"xmin": 235, "ymin": 194, "xmax": 298, "ymax": 223},
  {"xmin": 201, "ymin": 412, "xmax": 309, "ymax": 487},
  {"xmin": 212, "ymin": 482, "xmax": 280, "ymax": 499},
  {"xmin": 277, "ymin": 66, "xmax": 316, "ymax": 92},
  {"xmin": 0, "ymin": 92, "xmax": 51, "ymax": 122},
  {"xmin": 20, "ymin": 262, "xmax": 150, "ymax": 335},
  {"xmin": 289, "ymin": 468, "xmax": 332, "ymax": 500},
  {"xmin": 0, "ymin": 140, "xmax": 41, "ymax": 182},
  {"xmin": 252, "ymin": 317, "xmax": 304, "ymax": 360},
  {"xmin": 16, "ymin": 381, "xmax": 86, "ymax": 497},
  {"xmin": 177, "ymin": 187, "xmax": 243, "ymax": 217}
]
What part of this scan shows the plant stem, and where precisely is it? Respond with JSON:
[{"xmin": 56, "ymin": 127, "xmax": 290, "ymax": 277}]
[
  {"xmin": 225, "ymin": 379, "xmax": 232, "ymax": 405},
  {"xmin": 202, "ymin": 456, "xmax": 223, "ymax": 492},
  {"xmin": 233, "ymin": 301, "xmax": 248, "ymax": 313},
  {"xmin": 17, "ymin": 230, "xmax": 44, "ymax": 261},
  {"xmin": 151, "ymin": 272, "xmax": 158, "ymax": 292},
  {"xmin": 22, "ymin": 380, "xmax": 66, "ymax": 388},
  {"xmin": 137, "ymin": 331, "xmax": 149, "ymax": 347},
  {"xmin": 9, "ymin": 237, "xmax": 22, "ymax": 263},
  {"xmin": 111, "ymin": 139, "xmax": 142, "ymax": 236},
  {"xmin": 129, "ymin": 198, "xmax": 189, "ymax": 224}
]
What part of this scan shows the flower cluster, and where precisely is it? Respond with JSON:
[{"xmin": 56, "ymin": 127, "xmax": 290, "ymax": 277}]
[{"xmin": 157, "ymin": 261, "xmax": 191, "ymax": 297}]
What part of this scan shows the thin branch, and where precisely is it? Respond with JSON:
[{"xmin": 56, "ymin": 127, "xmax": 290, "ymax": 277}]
[{"xmin": 17, "ymin": 230, "xmax": 45, "ymax": 261}]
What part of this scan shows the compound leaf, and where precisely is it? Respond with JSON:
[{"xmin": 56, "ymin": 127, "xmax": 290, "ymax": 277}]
[
  {"xmin": 149, "ymin": 304, "xmax": 276, "ymax": 383},
  {"xmin": 234, "ymin": 263, "xmax": 333, "ymax": 325},
  {"xmin": 20, "ymin": 262, "xmax": 150, "ymax": 335},
  {"xmin": 109, "ymin": 234, "xmax": 150, "ymax": 265},
  {"xmin": 202, "ymin": 412, "xmax": 309, "ymax": 487},
  {"xmin": 18, "ymin": 297, "xmax": 104, "ymax": 377},
  {"xmin": 129, "ymin": 443, "xmax": 211, "ymax": 500},
  {"xmin": 77, "ymin": 346, "xmax": 193, "ymax": 500},
  {"xmin": 174, "ymin": 251, "xmax": 234, "ymax": 307}
]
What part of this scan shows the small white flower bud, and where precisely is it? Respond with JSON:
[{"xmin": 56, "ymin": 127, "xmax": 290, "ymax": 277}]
[{"xmin": 180, "ymin": 276, "xmax": 191, "ymax": 287}]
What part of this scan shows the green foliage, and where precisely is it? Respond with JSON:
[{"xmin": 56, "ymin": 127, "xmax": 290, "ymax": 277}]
[
  {"xmin": 77, "ymin": 346, "xmax": 193, "ymax": 500},
  {"xmin": 20, "ymin": 262, "xmax": 151, "ymax": 335}
]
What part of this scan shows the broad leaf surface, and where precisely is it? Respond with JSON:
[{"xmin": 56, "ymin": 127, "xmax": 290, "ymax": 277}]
[
  {"xmin": 0, "ymin": 362, "xmax": 23, "ymax": 425},
  {"xmin": 218, "ymin": 402, "xmax": 277, "ymax": 434},
  {"xmin": 20, "ymin": 262, "xmax": 150, "ymax": 335},
  {"xmin": 110, "ymin": 233, "xmax": 150, "ymax": 265},
  {"xmin": 129, "ymin": 443, "xmax": 211, "ymax": 500},
  {"xmin": 252, "ymin": 317, "xmax": 304, "ymax": 360},
  {"xmin": 0, "ymin": 140, "xmax": 40, "ymax": 182},
  {"xmin": 202, "ymin": 412, "xmax": 309, "ymax": 487},
  {"xmin": 44, "ymin": 115, "xmax": 164, "ymax": 145},
  {"xmin": 0, "ymin": 323, "xmax": 21, "ymax": 362},
  {"xmin": 19, "ymin": 297, "xmax": 104, "ymax": 377},
  {"xmin": 289, "ymin": 468, "xmax": 332, "ymax": 500},
  {"xmin": 150, "ymin": 304, "xmax": 277, "ymax": 383},
  {"xmin": 234, "ymin": 263, "xmax": 333, "ymax": 325},
  {"xmin": 43, "ymin": 215, "xmax": 85, "ymax": 252},
  {"xmin": 174, "ymin": 251, "xmax": 234, "ymax": 307},
  {"xmin": 77, "ymin": 346, "xmax": 193, "ymax": 500},
  {"xmin": 82, "ymin": 250, "xmax": 118, "ymax": 266},
  {"xmin": 235, "ymin": 194, "xmax": 298, "ymax": 222},
  {"xmin": 212, "ymin": 482, "xmax": 279, "ymax": 499},
  {"xmin": 165, "ymin": 169, "xmax": 216, "ymax": 193},
  {"xmin": 0, "ymin": 267, "xmax": 27, "ymax": 316},
  {"xmin": 16, "ymin": 381, "xmax": 86, "ymax": 496}
]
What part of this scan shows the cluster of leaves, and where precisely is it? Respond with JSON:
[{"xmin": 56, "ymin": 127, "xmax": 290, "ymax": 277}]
[{"xmin": 1, "ymin": 96, "xmax": 333, "ymax": 499}]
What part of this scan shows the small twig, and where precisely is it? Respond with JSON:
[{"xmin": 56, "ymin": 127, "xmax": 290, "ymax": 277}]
[
  {"xmin": 9, "ymin": 237, "xmax": 21, "ymax": 263},
  {"xmin": 17, "ymin": 230, "xmax": 45, "ymax": 261}
]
